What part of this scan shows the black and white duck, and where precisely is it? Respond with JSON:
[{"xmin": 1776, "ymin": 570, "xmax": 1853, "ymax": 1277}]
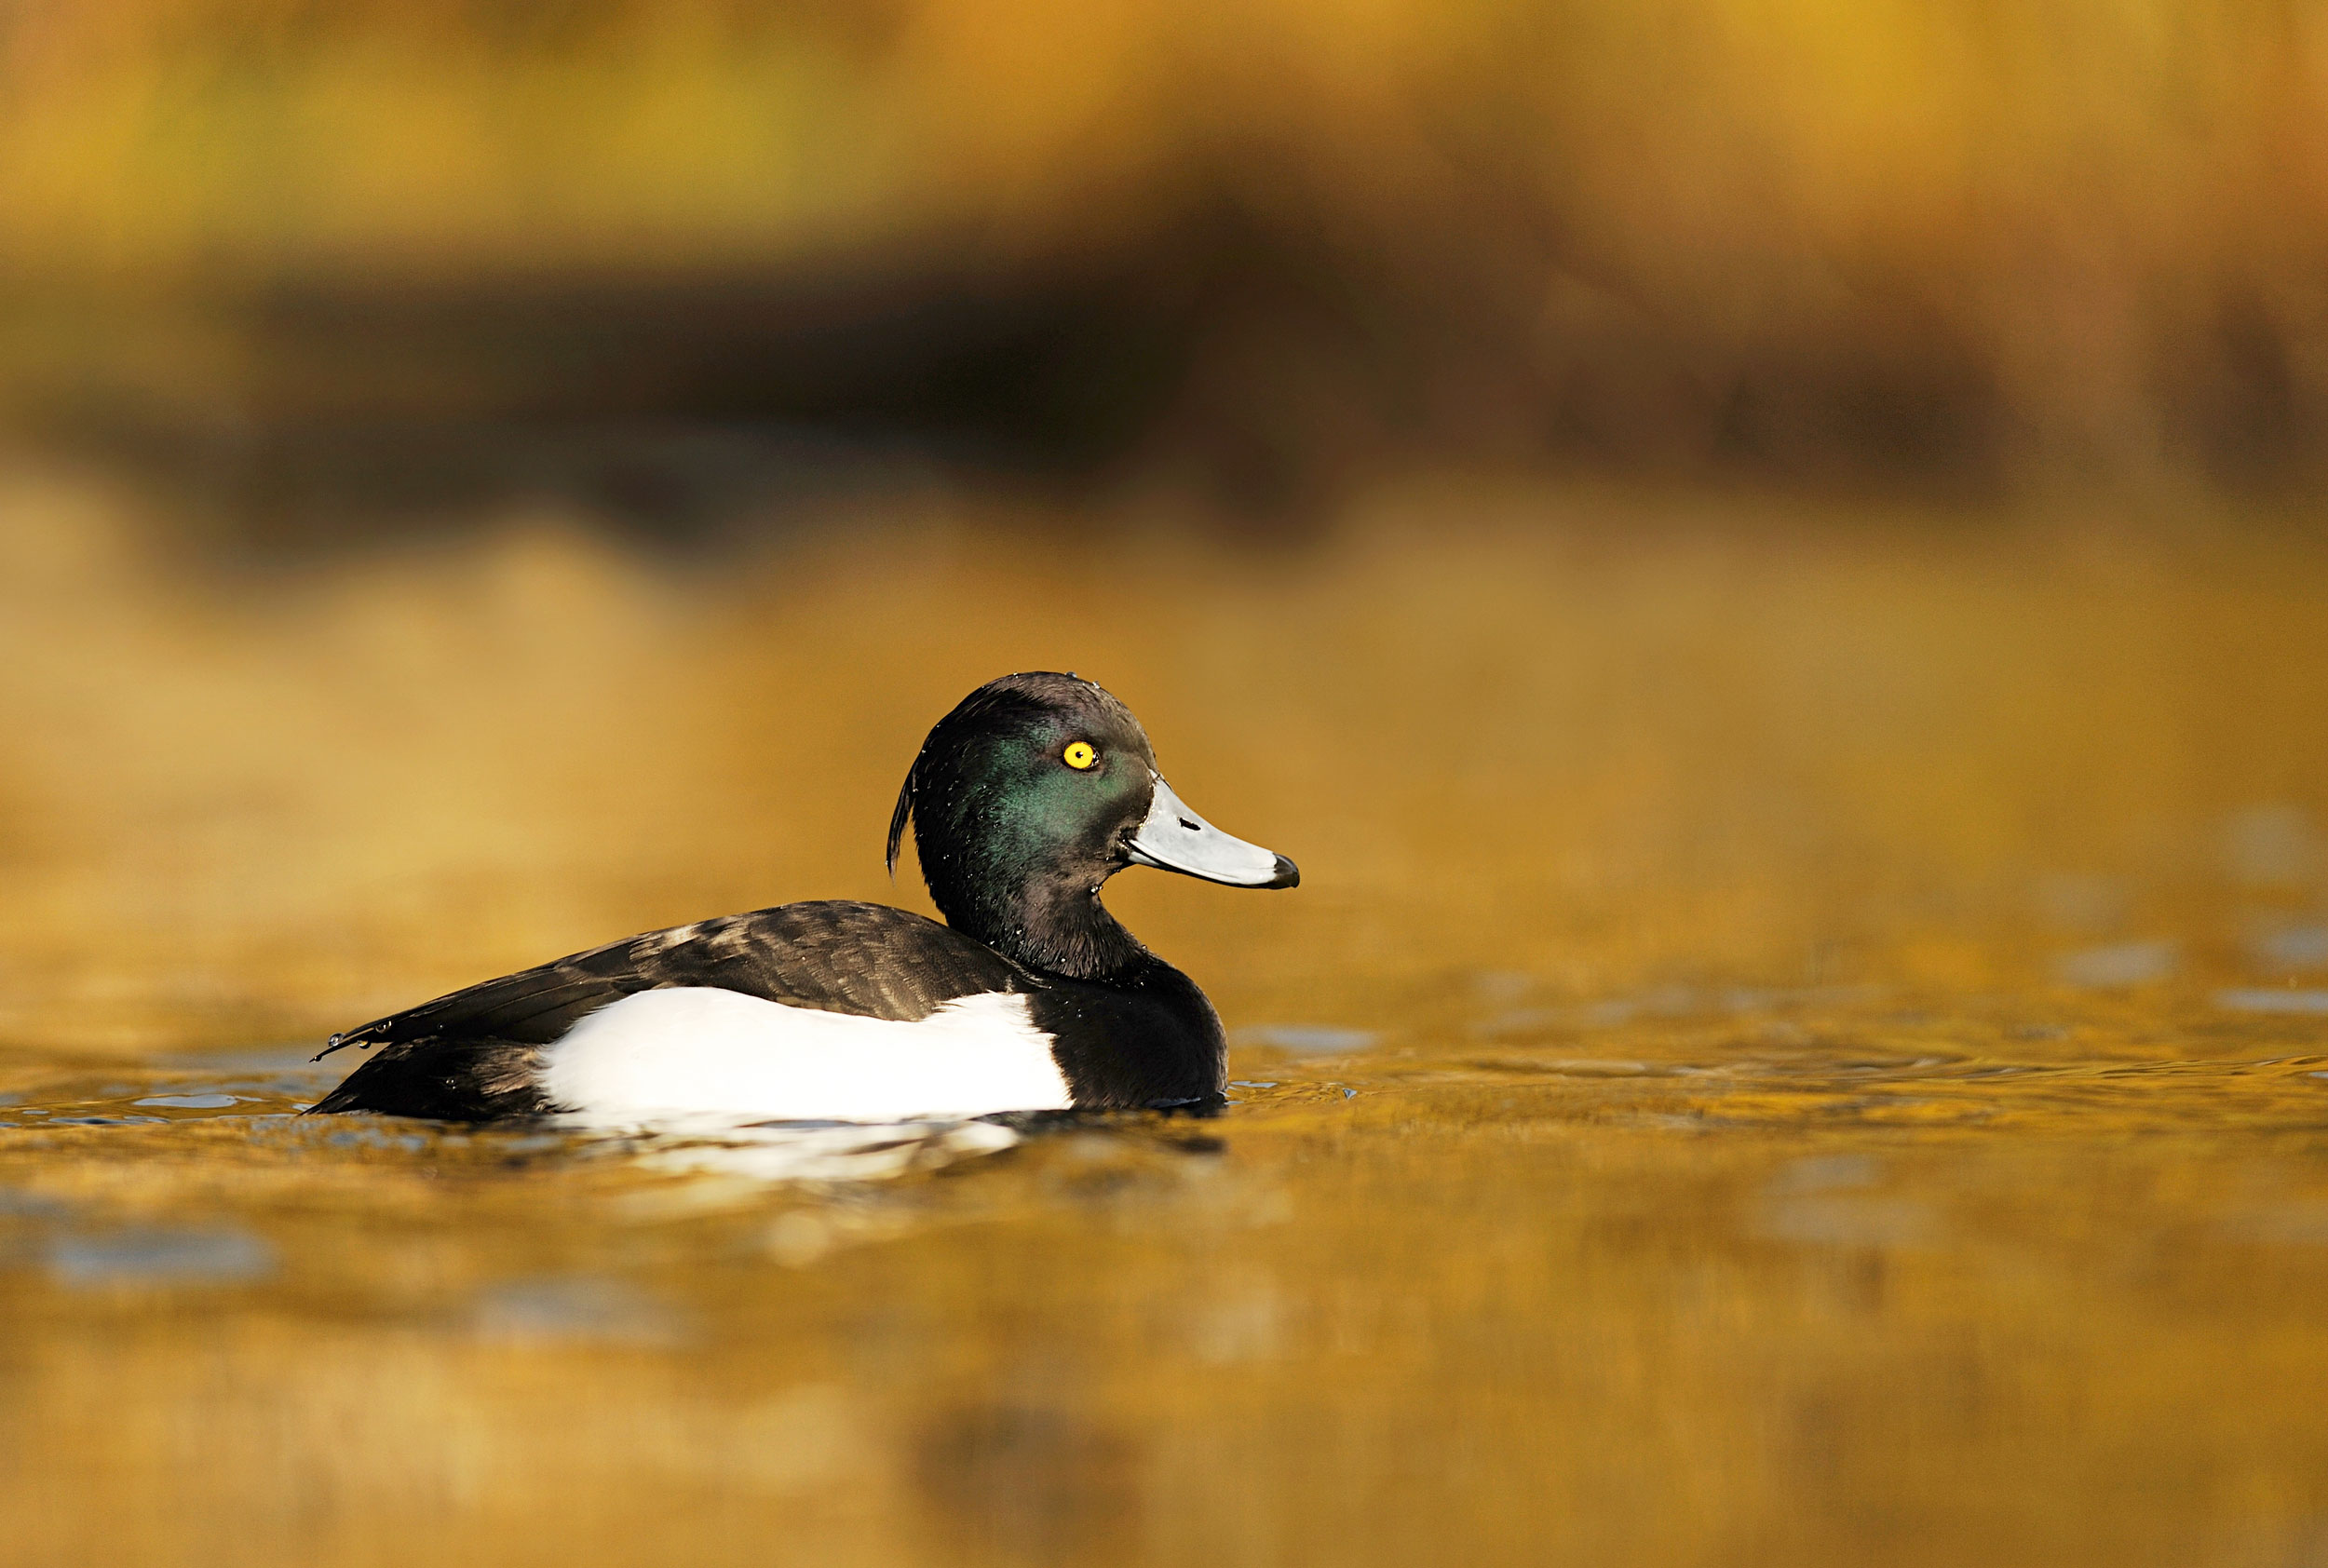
[{"xmin": 309, "ymin": 671, "xmax": 1298, "ymax": 1125}]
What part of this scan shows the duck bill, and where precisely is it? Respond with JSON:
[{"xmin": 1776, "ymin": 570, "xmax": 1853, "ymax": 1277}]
[{"xmin": 1125, "ymin": 776, "xmax": 1300, "ymax": 888}]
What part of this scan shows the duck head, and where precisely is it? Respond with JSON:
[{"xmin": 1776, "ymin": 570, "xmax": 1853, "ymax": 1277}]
[{"xmin": 887, "ymin": 672, "xmax": 1298, "ymax": 975}]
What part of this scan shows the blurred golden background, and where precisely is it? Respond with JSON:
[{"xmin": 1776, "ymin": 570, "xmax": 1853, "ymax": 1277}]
[
  {"xmin": 5, "ymin": 0, "xmax": 2328, "ymax": 526},
  {"xmin": 5, "ymin": 5, "xmax": 2328, "ymax": 1567}
]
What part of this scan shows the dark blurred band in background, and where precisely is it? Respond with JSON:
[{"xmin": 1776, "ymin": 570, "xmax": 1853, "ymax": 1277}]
[{"xmin": 2, "ymin": 0, "xmax": 2322, "ymax": 546}]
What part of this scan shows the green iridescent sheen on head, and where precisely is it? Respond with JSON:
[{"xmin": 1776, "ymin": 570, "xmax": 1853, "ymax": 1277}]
[{"xmin": 888, "ymin": 672, "xmax": 1157, "ymax": 968}]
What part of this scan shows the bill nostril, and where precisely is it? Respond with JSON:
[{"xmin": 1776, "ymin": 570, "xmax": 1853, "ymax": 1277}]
[{"xmin": 1180, "ymin": 818, "xmax": 1200, "ymax": 831}]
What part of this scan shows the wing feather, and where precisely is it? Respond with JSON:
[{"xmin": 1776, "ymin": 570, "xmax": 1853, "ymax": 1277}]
[{"xmin": 309, "ymin": 901, "xmax": 1023, "ymax": 1119}]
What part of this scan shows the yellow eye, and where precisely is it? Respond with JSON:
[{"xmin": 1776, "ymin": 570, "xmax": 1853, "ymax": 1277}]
[{"xmin": 1062, "ymin": 740, "xmax": 1098, "ymax": 770}]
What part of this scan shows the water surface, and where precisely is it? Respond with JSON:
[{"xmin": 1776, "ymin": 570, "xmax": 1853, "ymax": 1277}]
[{"xmin": 3, "ymin": 481, "xmax": 2326, "ymax": 1565}]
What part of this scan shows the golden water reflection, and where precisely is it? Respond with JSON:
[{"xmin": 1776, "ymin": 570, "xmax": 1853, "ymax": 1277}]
[{"xmin": 2, "ymin": 474, "xmax": 2327, "ymax": 1564}]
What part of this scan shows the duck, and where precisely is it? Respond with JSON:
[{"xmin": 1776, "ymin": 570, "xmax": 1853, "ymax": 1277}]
[{"xmin": 308, "ymin": 671, "xmax": 1299, "ymax": 1124}]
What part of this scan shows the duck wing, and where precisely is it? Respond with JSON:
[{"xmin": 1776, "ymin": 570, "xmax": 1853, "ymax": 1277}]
[{"xmin": 308, "ymin": 900, "xmax": 1022, "ymax": 1119}]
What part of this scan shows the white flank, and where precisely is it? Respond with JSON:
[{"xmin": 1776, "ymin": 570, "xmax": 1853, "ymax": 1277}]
[{"xmin": 540, "ymin": 987, "xmax": 1070, "ymax": 1127}]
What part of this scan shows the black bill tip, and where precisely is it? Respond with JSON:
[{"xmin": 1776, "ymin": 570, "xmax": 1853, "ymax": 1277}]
[{"xmin": 1265, "ymin": 854, "xmax": 1301, "ymax": 889}]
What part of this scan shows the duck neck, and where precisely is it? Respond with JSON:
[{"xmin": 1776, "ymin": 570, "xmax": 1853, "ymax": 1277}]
[{"xmin": 936, "ymin": 871, "xmax": 1154, "ymax": 983}]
